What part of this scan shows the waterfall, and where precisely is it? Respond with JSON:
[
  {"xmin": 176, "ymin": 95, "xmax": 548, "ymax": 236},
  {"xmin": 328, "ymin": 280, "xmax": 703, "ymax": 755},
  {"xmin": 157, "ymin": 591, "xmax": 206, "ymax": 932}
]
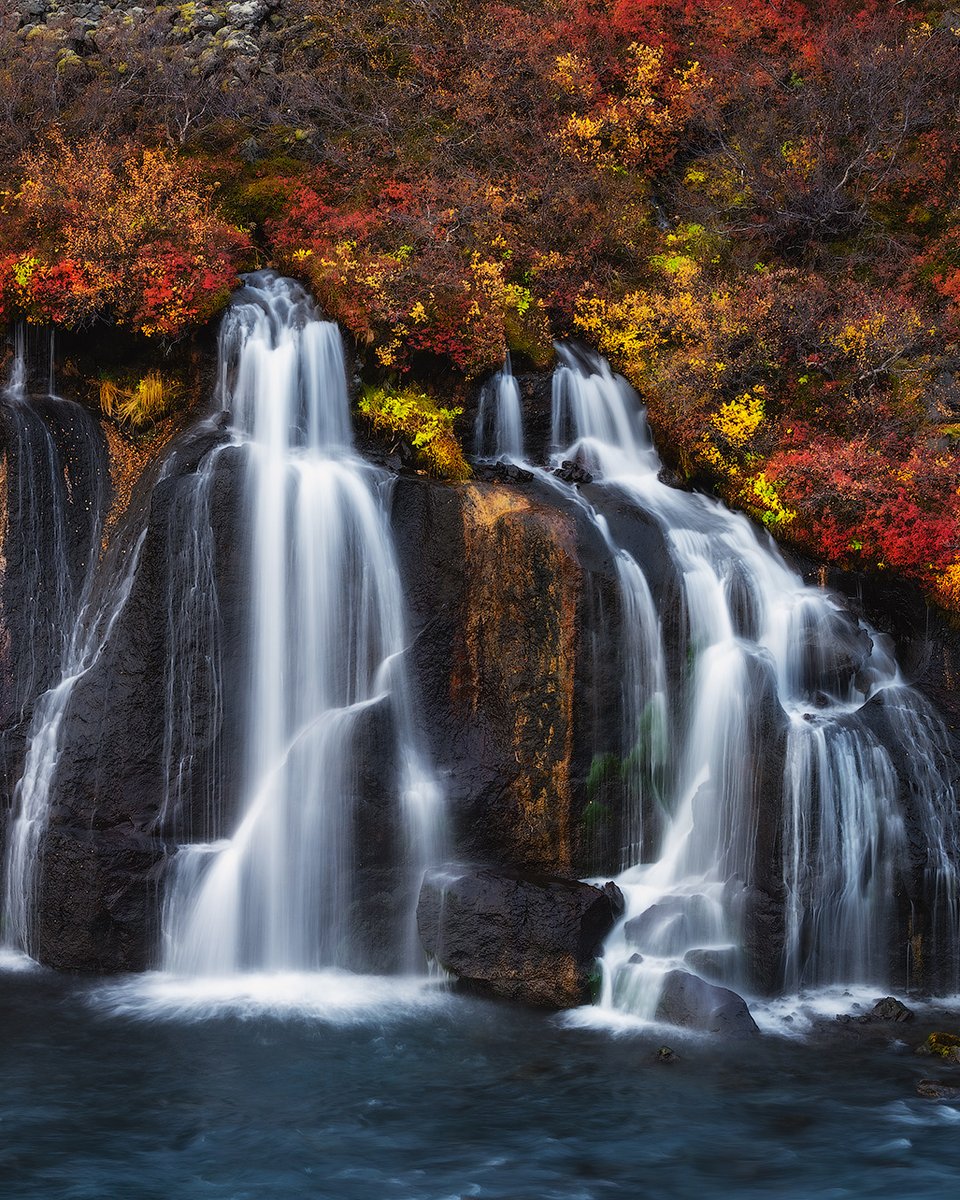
[
  {"xmin": 0, "ymin": 329, "xmax": 107, "ymax": 725},
  {"xmin": 161, "ymin": 274, "xmax": 442, "ymax": 976},
  {"xmin": 475, "ymin": 353, "xmax": 524, "ymax": 460},
  {"xmin": 521, "ymin": 345, "xmax": 958, "ymax": 1013},
  {"xmin": 1, "ymin": 329, "xmax": 116, "ymax": 955}
]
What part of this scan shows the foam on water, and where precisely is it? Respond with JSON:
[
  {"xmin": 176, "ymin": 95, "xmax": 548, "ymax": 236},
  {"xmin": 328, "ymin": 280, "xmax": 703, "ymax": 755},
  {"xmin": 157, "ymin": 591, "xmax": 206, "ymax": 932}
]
[{"xmin": 90, "ymin": 969, "xmax": 453, "ymax": 1023}]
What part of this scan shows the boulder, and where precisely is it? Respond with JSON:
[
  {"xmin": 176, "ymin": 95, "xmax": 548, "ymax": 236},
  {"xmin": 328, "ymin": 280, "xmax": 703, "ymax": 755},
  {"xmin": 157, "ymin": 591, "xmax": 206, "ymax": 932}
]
[
  {"xmin": 624, "ymin": 895, "xmax": 718, "ymax": 955},
  {"xmin": 916, "ymin": 1032, "xmax": 960, "ymax": 1063},
  {"xmin": 654, "ymin": 968, "xmax": 760, "ymax": 1037},
  {"xmin": 417, "ymin": 865, "xmax": 623, "ymax": 1008},
  {"xmin": 917, "ymin": 1080, "xmax": 960, "ymax": 1100},
  {"xmin": 683, "ymin": 946, "xmax": 740, "ymax": 983},
  {"xmin": 861, "ymin": 996, "xmax": 914, "ymax": 1023}
]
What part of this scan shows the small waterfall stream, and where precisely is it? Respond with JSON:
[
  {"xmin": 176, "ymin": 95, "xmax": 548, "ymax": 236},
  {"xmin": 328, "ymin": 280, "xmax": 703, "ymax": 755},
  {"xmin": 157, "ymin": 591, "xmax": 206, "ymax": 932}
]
[
  {"xmin": 162, "ymin": 274, "xmax": 442, "ymax": 977},
  {"xmin": 474, "ymin": 353, "xmax": 524, "ymax": 460},
  {"xmin": 481, "ymin": 345, "xmax": 960, "ymax": 1015},
  {"xmin": 1, "ymin": 330, "xmax": 116, "ymax": 955}
]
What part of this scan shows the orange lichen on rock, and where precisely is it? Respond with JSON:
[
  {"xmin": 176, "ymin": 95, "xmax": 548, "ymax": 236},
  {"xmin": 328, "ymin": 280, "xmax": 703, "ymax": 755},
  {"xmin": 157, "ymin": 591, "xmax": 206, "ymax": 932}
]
[
  {"xmin": 100, "ymin": 417, "xmax": 182, "ymax": 555},
  {"xmin": 455, "ymin": 483, "xmax": 579, "ymax": 872}
]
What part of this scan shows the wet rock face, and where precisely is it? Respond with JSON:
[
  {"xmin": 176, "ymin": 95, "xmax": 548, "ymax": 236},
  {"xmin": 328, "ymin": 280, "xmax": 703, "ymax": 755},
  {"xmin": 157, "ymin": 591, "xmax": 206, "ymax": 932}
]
[
  {"xmin": 392, "ymin": 475, "xmax": 628, "ymax": 879},
  {"xmin": 417, "ymin": 865, "xmax": 624, "ymax": 1008},
  {"xmin": 0, "ymin": 398, "xmax": 110, "ymax": 795},
  {"xmin": 35, "ymin": 827, "xmax": 166, "ymax": 971},
  {"xmin": 654, "ymin": 969, "xmax": 760, "ymax": 1038}
]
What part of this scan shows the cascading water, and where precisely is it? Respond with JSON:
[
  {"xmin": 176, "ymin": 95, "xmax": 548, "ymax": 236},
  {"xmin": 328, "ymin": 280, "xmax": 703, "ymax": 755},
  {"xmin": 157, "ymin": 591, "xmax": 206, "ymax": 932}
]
[
  {"xmin": 509, "ymin": 345, "xmax": 959, "ymax": 1017},
  {"xmin": 0, "ymin": 329, "xmax": 107, "ymax": 725},
  {"xmin": 1, "ymin": 330, "xmax": 116, "ymax": 956},
  {"xmin": 475, "ymin": 353, "xmax": 524, "ymax": 460},
  {"xmin": 161, "ymin": 274, "xmax": 442, "ymax": 977}
]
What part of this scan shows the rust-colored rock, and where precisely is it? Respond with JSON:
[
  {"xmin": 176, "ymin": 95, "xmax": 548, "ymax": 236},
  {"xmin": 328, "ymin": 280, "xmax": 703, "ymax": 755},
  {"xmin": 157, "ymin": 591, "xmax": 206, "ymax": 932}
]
[{"xmin": 453, "ymin": 483, "xmax": 580, "ymax": 872}]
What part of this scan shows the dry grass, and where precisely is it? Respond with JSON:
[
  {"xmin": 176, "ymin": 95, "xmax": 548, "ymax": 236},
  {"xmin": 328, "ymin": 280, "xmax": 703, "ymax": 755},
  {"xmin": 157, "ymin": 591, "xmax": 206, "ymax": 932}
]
[{"xmin": 98, "ymin": 371, "xmax": 177, "ymax": 429}]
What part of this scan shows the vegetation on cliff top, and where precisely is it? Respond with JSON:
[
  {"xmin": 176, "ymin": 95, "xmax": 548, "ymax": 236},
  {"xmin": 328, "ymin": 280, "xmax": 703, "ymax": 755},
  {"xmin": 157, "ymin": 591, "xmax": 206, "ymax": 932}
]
[{"xmin": 1, "ymin": 1, "xmax": 960, "ymax": 607}]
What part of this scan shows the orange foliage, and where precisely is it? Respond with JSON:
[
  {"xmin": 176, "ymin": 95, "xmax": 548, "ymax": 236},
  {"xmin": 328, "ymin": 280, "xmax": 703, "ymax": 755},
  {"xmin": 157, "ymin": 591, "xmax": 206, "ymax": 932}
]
[{"xmin": 0, "ymin": 130, "xmax": 250, "ymax": 336}]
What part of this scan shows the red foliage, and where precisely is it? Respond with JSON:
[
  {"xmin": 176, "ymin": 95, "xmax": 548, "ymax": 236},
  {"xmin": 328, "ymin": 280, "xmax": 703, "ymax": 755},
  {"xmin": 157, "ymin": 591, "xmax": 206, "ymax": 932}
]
[
  {"xmin": 0, "ymin": 132, "xmax": 250, "ymax": 337},
  {"xmin": 769, "ymin": 435, "xmax": 959, "ymax": 580}
]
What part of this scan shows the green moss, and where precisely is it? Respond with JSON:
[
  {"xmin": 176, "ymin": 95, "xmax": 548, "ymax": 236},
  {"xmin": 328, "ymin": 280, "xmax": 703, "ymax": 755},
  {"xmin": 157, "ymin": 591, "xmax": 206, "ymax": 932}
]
[
  {"xmin": 586, "ymin": 961, "xmax": 604, "ymax": 1003},
  {"xmin": 581, "ymin": 798, "xmax": 610, "ymax": 833},
  {"xmin": 586, "ymin": 752, "xmax": 622, "ymax": 800},
  {"xmin": 918, "ymin": 1032, "xmax": 960, "ymax": 1060}
]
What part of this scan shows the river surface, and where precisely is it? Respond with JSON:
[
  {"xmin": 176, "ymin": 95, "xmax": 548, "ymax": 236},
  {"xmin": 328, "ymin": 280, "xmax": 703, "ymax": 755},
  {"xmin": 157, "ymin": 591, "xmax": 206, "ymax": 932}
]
[{"xmin": 3, "ymin": 963, "xmax": 960, "ymax": 1200}]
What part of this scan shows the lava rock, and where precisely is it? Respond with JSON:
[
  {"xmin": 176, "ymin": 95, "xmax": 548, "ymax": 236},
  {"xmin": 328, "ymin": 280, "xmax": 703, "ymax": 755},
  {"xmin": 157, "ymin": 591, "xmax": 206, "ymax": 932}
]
[
  {"xmin": 417, "ymin": 864, "xmax": 624, "ymax": 1008},
  {"xmin": 654, "ymin": 968, "xmax": 760, "ymax": 1037},
  {"xmin": 862, "ymin": 996, "xmax": 914, "ymax": 1023},
  {"xmin": 917, "ymin": 1079, "xmax": 960, "ymax": 1100},
  {"xmin": 553, "ymin": 460, "xmax": 593, "ymax": 486}
]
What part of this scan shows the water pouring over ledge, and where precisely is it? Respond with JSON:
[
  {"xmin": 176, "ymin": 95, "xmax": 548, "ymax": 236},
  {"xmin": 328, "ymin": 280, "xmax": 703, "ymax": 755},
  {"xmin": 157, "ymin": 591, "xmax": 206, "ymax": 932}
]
[
  {"xmin": 161, "ymin": 273, "xmax": 443, "ymax": 978},
  {"xmin": 488, "ymin": 343, "xmax": 960, "ymax": 1019},
  {"xmin": 1, "ymin": 330, "xmax": 112, "ymax": 957}
]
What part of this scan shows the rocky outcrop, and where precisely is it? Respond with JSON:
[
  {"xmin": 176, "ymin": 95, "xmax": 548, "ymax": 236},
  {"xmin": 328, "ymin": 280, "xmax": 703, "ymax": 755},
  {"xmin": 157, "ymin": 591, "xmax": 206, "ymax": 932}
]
[
  {"xmin": 916, "ymin": 1032, "xmax": 960, "ymax": 1063},
  {"xmin": 393, "ymin": 474, "xmax": 631, "ymax": 880},
  {"xmin": 10, "ymin": 2, "xmax": 285, "ymax": 90},
  {"xmin": 654, "ymin": 969, "xmax": 760, "ymax": 1038},
  {"xmin": 916, "ymin": 1079, "xmax": 960, "ymax": 1100},
  {"xmin": 417, "ymin": 864, "xmax": 624, "ymax": 1007}
]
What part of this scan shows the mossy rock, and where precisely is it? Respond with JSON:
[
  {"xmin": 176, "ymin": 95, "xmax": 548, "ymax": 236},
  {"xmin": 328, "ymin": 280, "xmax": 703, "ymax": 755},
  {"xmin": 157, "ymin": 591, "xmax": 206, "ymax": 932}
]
[{"xmin": 916, "ymin": 1033, "xmax": 960, "ymax": 1062}]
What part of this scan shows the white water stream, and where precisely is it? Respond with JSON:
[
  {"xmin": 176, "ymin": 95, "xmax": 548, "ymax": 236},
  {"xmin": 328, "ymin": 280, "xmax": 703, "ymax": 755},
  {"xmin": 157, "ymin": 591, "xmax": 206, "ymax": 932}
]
[
  {"xmin": 1, "ymin": 332, "xmax": 125, "ymax": 955},
  {"xmin": 161, "ymin": 274, "xmax": 442, "ymax": 976},
  {"xmin": 484, "ymin": 344, "xmax": 960, "ymax": 1017}
]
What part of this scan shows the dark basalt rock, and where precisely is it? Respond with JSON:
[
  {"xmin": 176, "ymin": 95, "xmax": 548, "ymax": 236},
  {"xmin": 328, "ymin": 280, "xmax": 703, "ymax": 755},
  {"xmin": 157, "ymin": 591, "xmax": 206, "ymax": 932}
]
[
  {"xmin": 35, "ymin": 826, "xmax": 167, "ymax": 971},
  {"xmin": 862, "ymin": 996, "xmax": 914, "ymax": 1023},
  {"xmin": 392, "ymin": 475, "xmax": 630, "ymax": 878},
  {"xmin": 472, "ymin": 460, "xmax": 535, "ymax": 484},
  {"xmin": 553, "ymin": 460, "xmax": 593, "ymax": 486},
  {"xmin": 654, "ymin": 968, "xmax": 760, "ymax": 1037},
  {"xmin": 917, "ymin": 1079, "xmax": 960, "ymax": 1100},
  {"xmin": 417, "ymin": 864, "xmax": 624, "ymax": 1008}
]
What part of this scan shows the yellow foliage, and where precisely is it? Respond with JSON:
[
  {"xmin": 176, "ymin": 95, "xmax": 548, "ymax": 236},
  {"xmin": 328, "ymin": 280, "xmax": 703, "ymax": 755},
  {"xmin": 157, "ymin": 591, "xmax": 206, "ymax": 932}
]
[
  {"xmin": 358, "ymin": 386, "xmax": 471, "ymax": 481},
  {"xmin": 780, "ymin": 138, "xmax": 817, "ymax": 179},
  {"xmin": 556, "ymin": 43, "xmax": 704, "ymax": 174},
  {"xmin": 712, "ymin": 387, "xmax": 765, "ymax": 448},
  {"xmin": 932, "ymin": 562, "xmax": 960, "ymax": 613},
  {"xmin": 748, "ymin": 471, "xmax": 796, "ymax": 529},
  {"xmin": 832, "ymin": 312, "xmax": 890, "ymax": 365},
  {"xmin": 99, "ymin": 371, "xmax": 177, "ymax": 428}
]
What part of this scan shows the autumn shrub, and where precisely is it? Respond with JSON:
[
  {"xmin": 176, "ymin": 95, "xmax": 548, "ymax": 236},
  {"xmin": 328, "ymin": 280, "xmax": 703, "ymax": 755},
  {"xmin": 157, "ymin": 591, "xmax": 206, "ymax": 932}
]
[
  {"xmin": 0, "ymin": 130, "xmax": 251, "ymax": 337},
  {"xmin": 268, "ymin": 175, "xmax": 550, "ymax": 376},
  {"xmin": 767, "ymin": 435, "xmax": 959, "ymax": 582},
  {"xmin": 357, "ymin": 385, "xmax": 471, "ymax": 481},
  {"xmin": 2, "ymin": 1, "xmax": 960, "ymax": 610}
]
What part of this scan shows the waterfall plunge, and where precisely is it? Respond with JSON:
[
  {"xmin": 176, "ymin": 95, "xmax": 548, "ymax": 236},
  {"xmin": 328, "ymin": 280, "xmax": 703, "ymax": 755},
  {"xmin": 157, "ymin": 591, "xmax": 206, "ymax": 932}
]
[
  {"xmin": 492, "ymin": 344, "xmax": 959, "ymax": 1014},
  {"xmin": 162, "ymin": 274, "xmax": 442, "ymax": 976}
]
